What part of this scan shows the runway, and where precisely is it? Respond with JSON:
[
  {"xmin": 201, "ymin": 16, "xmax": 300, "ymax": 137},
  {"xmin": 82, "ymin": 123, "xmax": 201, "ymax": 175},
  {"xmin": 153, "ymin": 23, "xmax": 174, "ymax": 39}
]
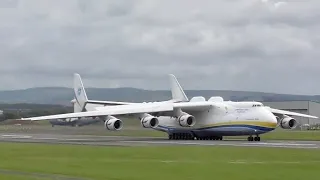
[{"xmin": 0, "ymin": 133, "xmax": 319, "ymax": 149}]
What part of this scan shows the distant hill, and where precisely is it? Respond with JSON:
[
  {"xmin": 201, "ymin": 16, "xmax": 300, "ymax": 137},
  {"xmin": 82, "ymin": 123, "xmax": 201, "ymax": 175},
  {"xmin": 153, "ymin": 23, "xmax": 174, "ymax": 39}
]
[{"xmin": 0, "ymin": 87, "xmax": 319, "ymax": 105}]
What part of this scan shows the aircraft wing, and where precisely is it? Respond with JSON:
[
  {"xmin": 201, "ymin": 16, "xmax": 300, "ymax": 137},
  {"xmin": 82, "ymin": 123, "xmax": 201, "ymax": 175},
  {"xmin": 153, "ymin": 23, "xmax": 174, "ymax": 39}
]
[
  {"xmin": 173, "ymin": 101, "xmax": 214, "ymax": 111},
  {"xmin": 86, "ymin": 100, "xmax": 134, "ymax": 106},
  {"xmin": 266, "ymin": 106, "xmax": 318, "ymax": 119},
  {"xmin": 21, "ymin": 101, "xmax": 215, "ymax": 121},
  {"xmin": 21, "ymin": 102, "xmax": 174, "ymax": 121},
  {"xmin": 86, "ymin": 99, "xmax": 178, "ymax": 106}
]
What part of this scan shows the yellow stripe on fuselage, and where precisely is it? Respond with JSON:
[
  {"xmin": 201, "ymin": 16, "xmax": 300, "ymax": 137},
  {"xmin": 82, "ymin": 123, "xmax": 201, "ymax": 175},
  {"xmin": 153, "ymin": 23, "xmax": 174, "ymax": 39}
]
[{"xmin": 202, "ymin": 120, "xmax": 277, "ymax": 128}]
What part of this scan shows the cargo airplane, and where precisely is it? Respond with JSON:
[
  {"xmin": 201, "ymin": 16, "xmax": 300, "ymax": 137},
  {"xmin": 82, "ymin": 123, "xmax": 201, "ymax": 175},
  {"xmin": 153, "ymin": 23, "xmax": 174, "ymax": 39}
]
[{"xmin": 21, "ymin": 74, "xmax": 318, "ymax": 141}]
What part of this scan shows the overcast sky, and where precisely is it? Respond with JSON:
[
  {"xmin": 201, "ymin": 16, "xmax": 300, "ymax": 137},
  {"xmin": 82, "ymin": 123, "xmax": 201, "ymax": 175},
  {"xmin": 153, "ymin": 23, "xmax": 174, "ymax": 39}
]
[{"xmin": 0, "ymin": 0, "xmax": 319, "ymax": 95}]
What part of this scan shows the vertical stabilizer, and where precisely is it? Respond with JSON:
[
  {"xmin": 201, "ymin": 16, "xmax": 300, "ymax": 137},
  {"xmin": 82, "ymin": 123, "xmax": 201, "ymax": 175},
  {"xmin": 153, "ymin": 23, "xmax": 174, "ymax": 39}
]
[
  {"xmin": 73, "ymin": 73, "xmax": 88, "ymax": 111},
  {"xmin": 169, "ymin": 74, "xmax": 189, "ymax": 102},
  {"xmin": 71, "ymin": 99, "xmax": 82, "ymax": 112}
]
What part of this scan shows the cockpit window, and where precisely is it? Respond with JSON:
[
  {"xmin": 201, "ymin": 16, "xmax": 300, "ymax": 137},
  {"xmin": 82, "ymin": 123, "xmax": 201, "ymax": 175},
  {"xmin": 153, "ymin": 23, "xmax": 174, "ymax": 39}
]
[{"xmin": 252, "ymin": 104, "xmax": 263, "ymax": 107}]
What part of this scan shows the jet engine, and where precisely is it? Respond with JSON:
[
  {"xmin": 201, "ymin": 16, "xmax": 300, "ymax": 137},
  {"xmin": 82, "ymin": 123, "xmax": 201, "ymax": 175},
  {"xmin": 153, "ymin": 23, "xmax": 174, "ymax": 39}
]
[
  {"xmin": 177, "ymin": 114, "xmax": 196, "ymax": 127},
  {"xmin": 104, "ymin": 116, "xmax": 123, "ymax": 131},
  {"xmin": 280, "ymin": 115, "xmax": 297, "ymax": 129},
  {"xmin": 140, "ymin": 115, "xmax": 159, "ymax": 128}
]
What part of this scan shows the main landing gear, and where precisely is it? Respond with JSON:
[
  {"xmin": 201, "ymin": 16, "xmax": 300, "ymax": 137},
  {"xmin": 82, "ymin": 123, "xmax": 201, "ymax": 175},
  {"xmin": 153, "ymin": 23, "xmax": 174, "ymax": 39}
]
[
  {"xmin": 169, "ymin": 133, "xmax": 194, "ymax": 140},
  {"xmin": 247, "ymin": 135, "xmax": 260, "ymax": 141},
  {"xmin": 196, "ymin": 136, "xmax": 223, "ymax": 140},
  {"xmin": 168, "ymin": 133, "xmax": 223, "ymax": 140}
]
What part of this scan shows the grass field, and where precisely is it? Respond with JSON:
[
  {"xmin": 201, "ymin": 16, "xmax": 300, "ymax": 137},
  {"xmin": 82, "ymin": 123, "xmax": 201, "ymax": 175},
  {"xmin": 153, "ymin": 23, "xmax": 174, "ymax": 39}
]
[{"xmin": 0, "ymin": 142, "xmax": 319, "ymax": 180}]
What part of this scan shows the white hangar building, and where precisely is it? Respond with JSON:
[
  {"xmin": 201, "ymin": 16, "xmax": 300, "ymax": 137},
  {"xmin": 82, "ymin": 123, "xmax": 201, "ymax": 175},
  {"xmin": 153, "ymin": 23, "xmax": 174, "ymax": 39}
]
[{"xmin": 262, "ymin": 101, "xmax": 320, "ymax": 125}]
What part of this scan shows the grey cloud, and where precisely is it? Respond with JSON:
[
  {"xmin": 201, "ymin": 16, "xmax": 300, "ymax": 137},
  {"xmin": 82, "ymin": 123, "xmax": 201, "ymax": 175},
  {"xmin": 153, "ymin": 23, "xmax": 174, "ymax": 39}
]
[{"xmin": 0, "ymin": 0, "xmax": 319, "ymax": 95}]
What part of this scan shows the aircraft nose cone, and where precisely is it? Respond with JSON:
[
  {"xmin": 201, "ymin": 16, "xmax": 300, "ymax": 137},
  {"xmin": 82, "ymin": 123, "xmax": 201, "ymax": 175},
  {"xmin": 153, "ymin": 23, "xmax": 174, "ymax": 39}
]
[
  {"xmin": 270, "ymin": 115, "xmax": 278, "ymax": 127},
  {"xmin": 263, "ymin": 107, "xmax": 278, "ymax": 128}
]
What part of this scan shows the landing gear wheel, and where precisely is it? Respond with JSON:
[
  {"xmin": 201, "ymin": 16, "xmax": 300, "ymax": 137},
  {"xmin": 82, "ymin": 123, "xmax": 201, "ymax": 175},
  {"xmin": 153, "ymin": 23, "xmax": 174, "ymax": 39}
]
[
  {"xmin": 173, "ymin": 134, "xmax": 177, "ymax": 140},
  {"xmin": 247, "ymin": 136, "xmax": 253, "ymax": 141},
  {"xmin": 169, "ymin": 133, "xmax": 196, "ymax": 140},
  {"xmin": 189, "ymin": 134, "xmax": 194, "ymax": 140}
]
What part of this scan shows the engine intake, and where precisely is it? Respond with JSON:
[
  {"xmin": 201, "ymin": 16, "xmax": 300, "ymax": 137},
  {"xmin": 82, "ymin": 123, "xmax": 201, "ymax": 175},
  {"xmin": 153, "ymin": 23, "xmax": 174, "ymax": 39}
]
[
  {"xmin": 104, "ymin": 116, "xmax": 123, "ymax": 131},
  {"xmin": 280, "ymin": 115, "xmax": 297, "ymax": 129},
  {"xmin": 178, "ymin": 114, "xmax": 196, "ymax": 127},
  {"xmin": 141, "ymin": 115, "xmax": 159, "ymax": 128}
]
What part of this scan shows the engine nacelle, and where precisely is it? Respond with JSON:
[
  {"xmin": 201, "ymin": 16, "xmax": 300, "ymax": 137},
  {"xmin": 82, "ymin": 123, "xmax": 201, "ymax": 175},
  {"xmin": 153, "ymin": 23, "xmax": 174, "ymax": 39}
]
[
  {"xmin": 104, "ymin": 117, "xmax": 123, "ymax": 131},
  {"xmin": 280, "ymin": 115, "xmax": 297, "ymax": 129},
  {"xmin": 177, "ymin": 114, "xmax": 196, "ymax": 127},
  {"xmin": 140, "ymin": 115, "xmax": 159, "ymax": 128}
]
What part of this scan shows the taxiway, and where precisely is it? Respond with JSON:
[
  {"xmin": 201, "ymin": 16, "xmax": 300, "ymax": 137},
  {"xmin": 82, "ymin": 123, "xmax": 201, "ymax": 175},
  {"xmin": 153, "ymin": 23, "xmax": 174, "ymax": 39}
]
[{"xmin": 0, "ymin": 133, "xmax": 319, "ymax": 149}]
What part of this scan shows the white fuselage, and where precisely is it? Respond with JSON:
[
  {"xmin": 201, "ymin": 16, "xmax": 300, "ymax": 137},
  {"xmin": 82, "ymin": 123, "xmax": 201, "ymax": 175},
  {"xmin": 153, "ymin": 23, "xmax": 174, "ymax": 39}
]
[{"xmin": 153, "ymin": 101, "xmax": 278, "ymax": 136}]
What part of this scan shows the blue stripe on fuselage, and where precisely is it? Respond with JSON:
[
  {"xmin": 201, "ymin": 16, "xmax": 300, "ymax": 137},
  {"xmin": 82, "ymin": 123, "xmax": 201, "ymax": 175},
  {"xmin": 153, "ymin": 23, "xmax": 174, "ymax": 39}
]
[
  {"xmin": 198, "ymin": 124, "xmax": 275, "ymax": 132},
  {"xmin": 155, "ymin": 124, "xmax": 275, "ymax": 136}
]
